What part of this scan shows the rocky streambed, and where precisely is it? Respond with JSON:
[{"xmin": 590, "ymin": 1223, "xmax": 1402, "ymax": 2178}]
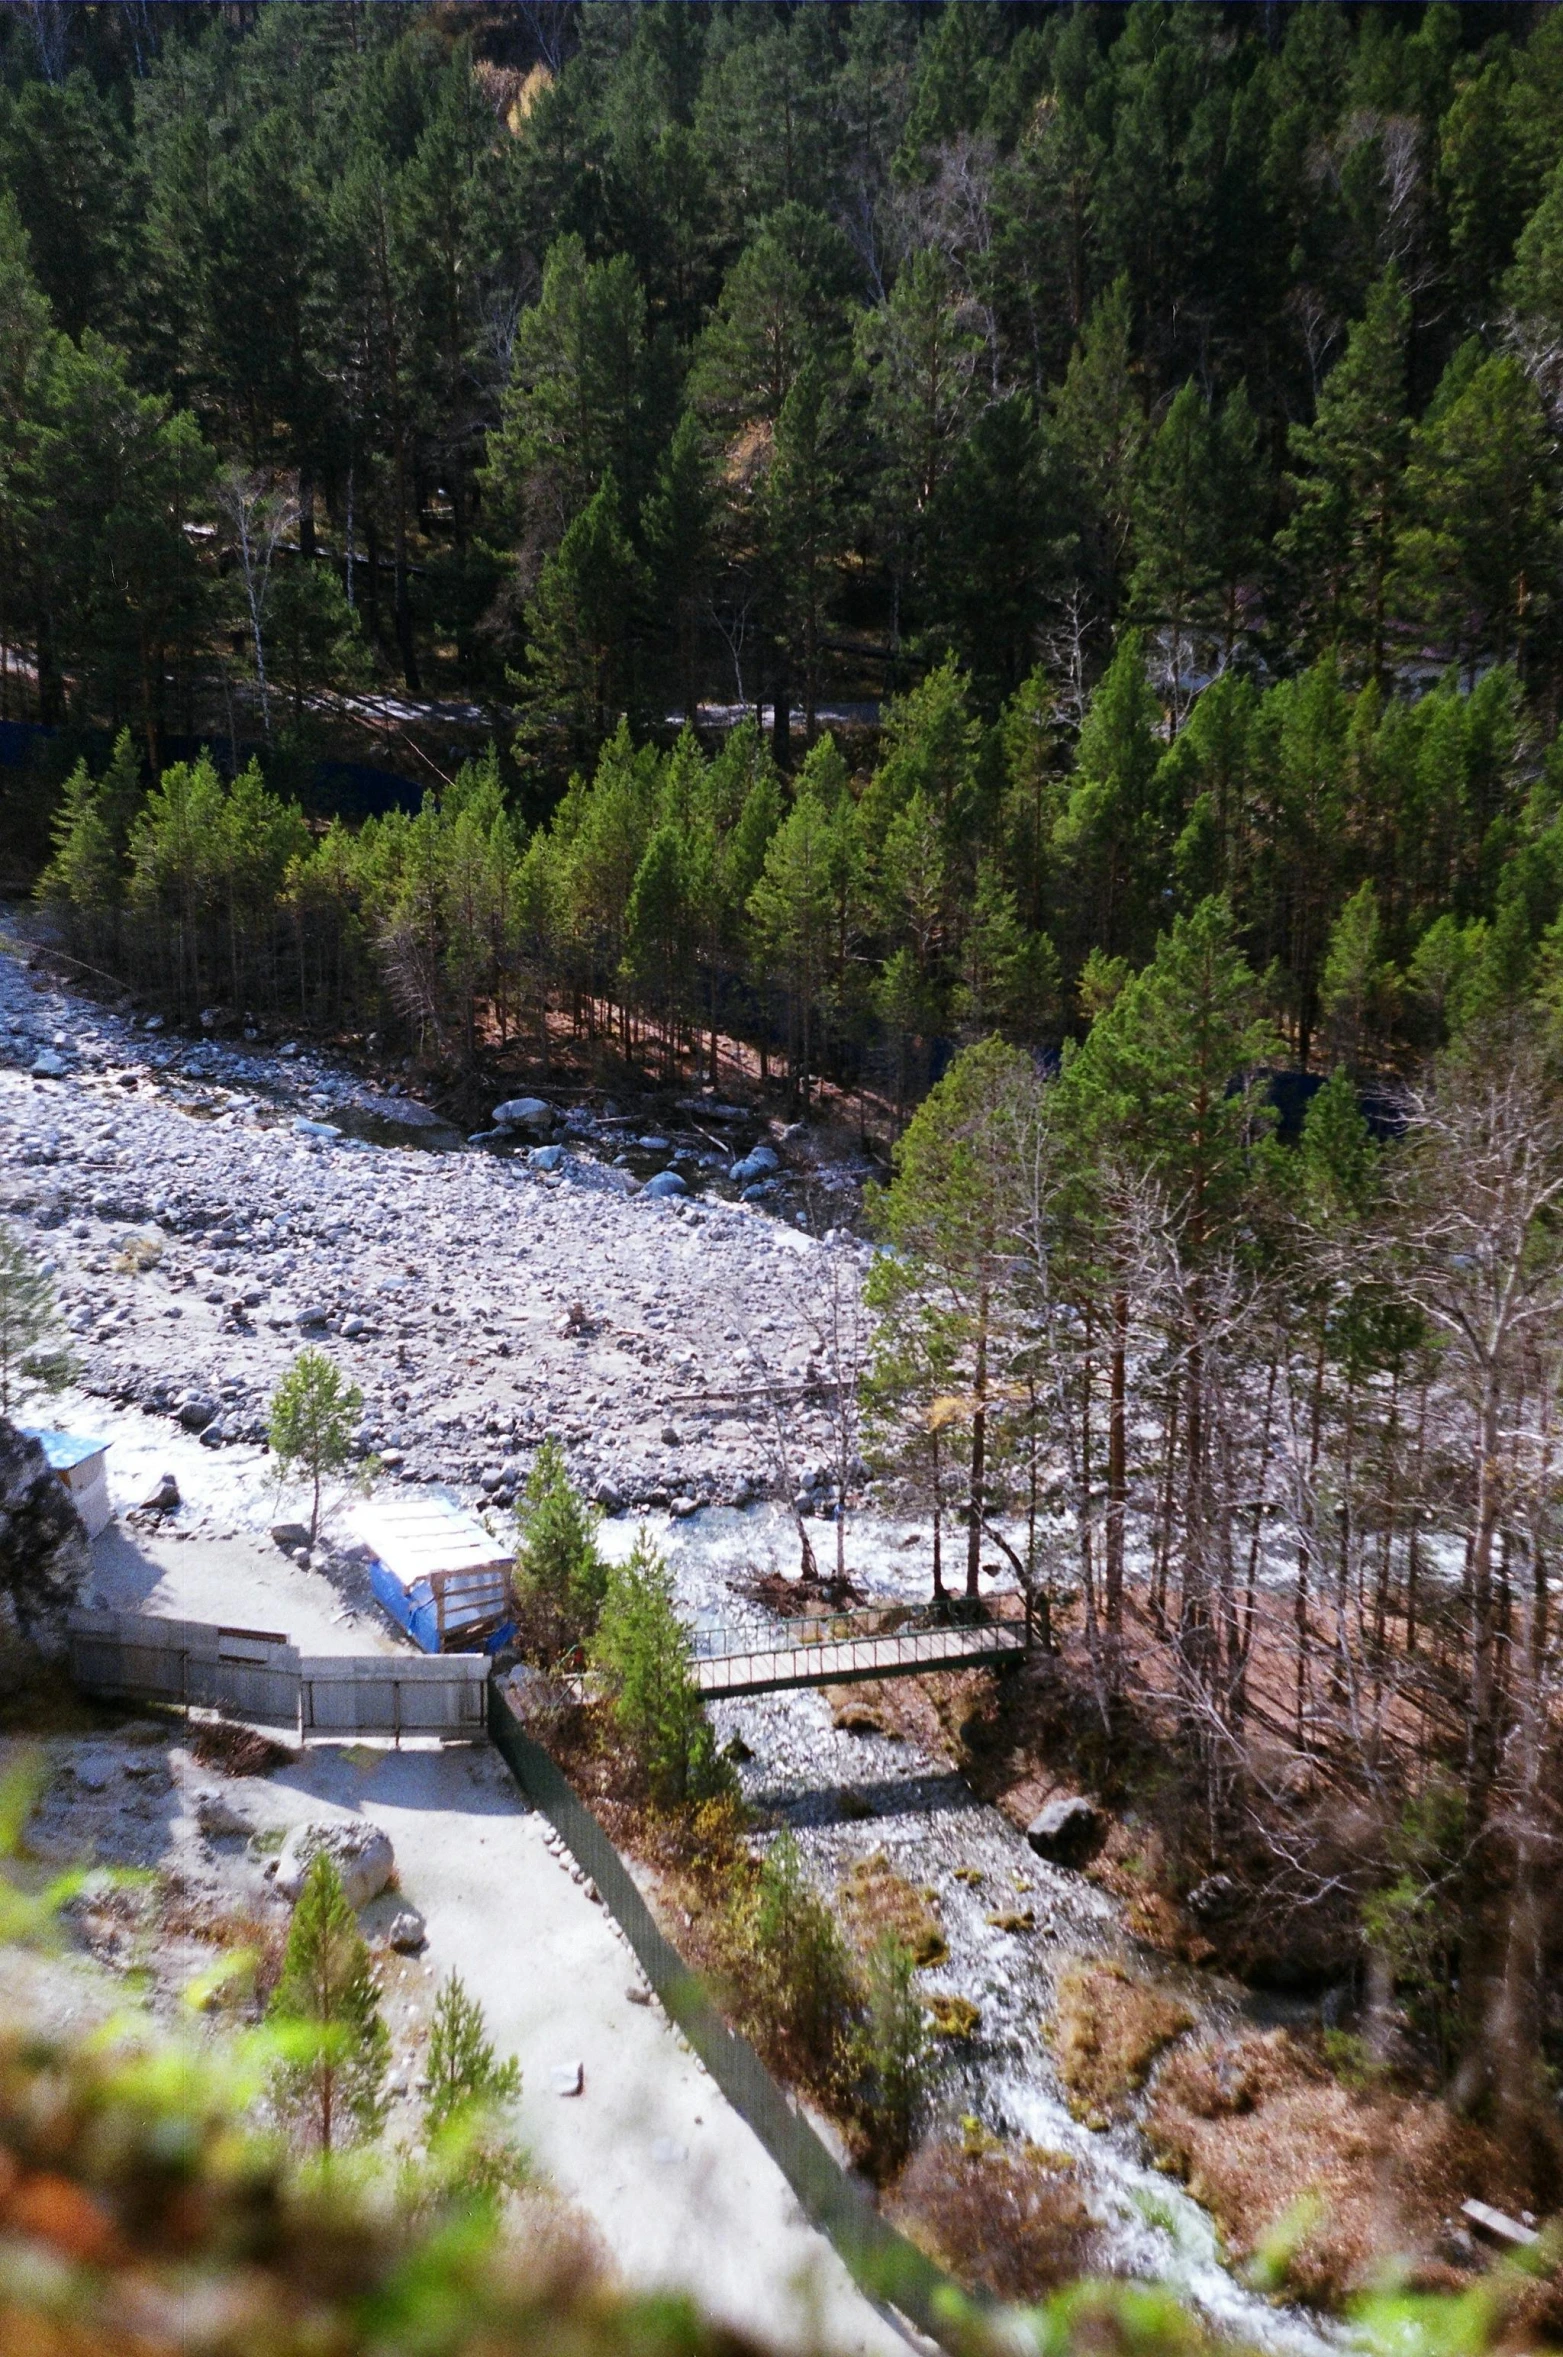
[
  {"xmin": 0, "ymin": 930, "xmax": 865, "ymax": 1526},
  {"xmin": 628, "ymin": 1510, "xmax": 1335, "ymax": 2355}
]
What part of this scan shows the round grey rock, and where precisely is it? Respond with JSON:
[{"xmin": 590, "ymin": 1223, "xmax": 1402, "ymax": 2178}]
[{"xmin": 275, "ymin": 1819, "xmax": 396, "ymax": 1909}]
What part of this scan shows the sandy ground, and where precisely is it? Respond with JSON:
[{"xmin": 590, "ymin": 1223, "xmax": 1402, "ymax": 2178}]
[
  {"xmin": 68, "ymin": 1391, "xmax": 401, "ymax": 1653},
  {"xmin": 279, "ymin": 1743, "xmax": 908, "ymax": 2355}
]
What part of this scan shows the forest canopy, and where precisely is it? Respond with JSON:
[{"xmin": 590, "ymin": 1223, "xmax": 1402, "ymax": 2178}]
[{"xmin": 11, "ymin": 0, "xmax": 1563, "ymax": 1096}]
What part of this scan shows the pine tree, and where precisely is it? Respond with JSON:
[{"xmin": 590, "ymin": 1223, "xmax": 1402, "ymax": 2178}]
[
  {"xmin": 590, "ymin": 1526, "xmax": 727, "ymax": 1805},
  {"xmin": 269, "ymin": 1854, "xmax": 389, "ymax": 2157},
  {"xmin": 953, "ymin": 859, "xmax": 1059, "ymax": 1041},
  {"xmin": 1392, "ymin": 349, "xmax": 1555, "ymax": 675},
  {"xmin": 267, "ymin": 1350, "xmax": 362, "ymax": 1545},
  {"xmin": 643, "ymin": 409, "xmax": 716, "ymax": 728},
  {"xmin": 421, "ymin": 1971, "xmax": 525, "ymax": 2201},
  {"xmin": 867, "ymin": 1036, "xmax": 1042, "ymax": 1597},
  {"xmin": 1318, "ymin": 881, "xmax": 1395, "ymax": 1072},
  {"xmin": 516, "ymin": 474, "xmax": 650, "ymax": 765},
  {"xmin": 513, "ymin": 1437, "xmax": 605, "ymax": 1664},
  {"xmin": 425, "ymin": 1970, "xmax": 523, "ymax": 2137},
  {"xmin": 1052, "ymin": 630, "xmax": 1163, "ymax": 967},
  {"xmin": 1049, "ymin": 275, "xmax": 1146, "ymax": 613},
  {"xmin": 1129, "ymin": 381, "xmax": 1267, "ymax": 693},
  {"xmin": 849, "ymin": 1933, "xmax": 931, "ymax": 2182},
  {"xmin": 623, "ymin": 821, "xmax": 692, "ymax": 1076},
  {"xmin": 1279, "ymin": 267, "xmax": 1411, "ymax": 682},
  {"xmin": 748, "ymin": 1830, "xmax": 856, "ymax": 2089},
  {"xmin": 747, "ymin": 745, "xmax": 858, "ymax": 1107}
]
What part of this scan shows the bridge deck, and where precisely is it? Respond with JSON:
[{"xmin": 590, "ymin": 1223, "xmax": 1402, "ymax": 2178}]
[{"xmin": 693, "ymin": 1619, "xmax": 1027, "ymax": 1699}]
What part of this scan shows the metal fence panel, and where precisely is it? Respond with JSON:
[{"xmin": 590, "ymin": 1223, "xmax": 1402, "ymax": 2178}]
[
  {"xmin": 68, "ymin": 1610, "xmax": 300, "ymax": 1725},
  {"xmin": 68, "ymin": 1611, "xmax": 486, "ymax": 1739},
  {"xmin": 299, "ymin": 1653, "xmax": 488, "ymax": 1736},
  {"xmin": 487, "ymin": 1686, "xmax": 976, "ymax": 2352}
]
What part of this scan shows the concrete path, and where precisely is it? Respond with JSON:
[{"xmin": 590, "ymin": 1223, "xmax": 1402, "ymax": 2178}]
[{"xmin": 275, "ymin": 1741, "xmax": 908, "ymax": 2357}]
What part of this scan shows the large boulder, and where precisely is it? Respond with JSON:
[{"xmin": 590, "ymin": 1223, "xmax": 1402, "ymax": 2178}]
[
  {"xmin": 492, "ymin": 1097, "xmax": 555, "ymax": 1136},
  {"xmin": 1025, "ymin": 1794, "xmax": 1104, "ymax": 1866},
  {"xmin": 0, "ymin": 1418, "xmax": 93, "ymax": 1659},
  {"xmin": 275, "ymin": 1818, "xmax": 395, "ymax": 1909}
]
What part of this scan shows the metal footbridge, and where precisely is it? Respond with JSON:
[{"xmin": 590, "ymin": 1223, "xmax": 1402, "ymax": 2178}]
[{"xmin": 689, "ymin": 1602, "xmax": 1028, "ymax": 1699}]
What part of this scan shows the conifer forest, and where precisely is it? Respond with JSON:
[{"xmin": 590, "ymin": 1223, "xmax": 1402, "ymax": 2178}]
[{"xmin": 17, "ymin": 0, "xmax": 1563, "ymax": 2288}]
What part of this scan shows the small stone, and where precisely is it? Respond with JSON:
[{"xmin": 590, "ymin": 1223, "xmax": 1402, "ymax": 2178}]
[
  {"xmin": 626, "ymin": 1984, "xmax": 653, "ymax": 2006},
  {"xmin": 30, "ymin": 1050, "xmax": 66, "ymax": 1079},
  {"xmin": 530, "ymin": 1143, "xmax": 566, "ymax": 1171},
  {"xmin": 662, "ymin": 1425, "xmax": 681, "ymax": 1447},
  {"xmin": 140, "ymin": 1472, "xmax": 179, "ymax": 1513},
  {"xmin": 550, "ymin": 2060, "xmax": 584, "ymax": 2097},
  {"xmin": 271, "ymin": 1522, "xmax": 311, "ymax": 1552},
  {"xmin": 73, "ymin": 1754, "xmax": 113, "ymax": 1793},
  {"xmin": 592, "ymin": 1478, "xmax": 624, "ymax": 1511},
  {"xmin": 643, "ymin": 1170, "xmax": 687, "ymax": 1199},
  {"xmin": 670, "ymin": 1495, "xmax": 699, "ymax": 1519},
  {"xmin": 177, "ymin": 1393, "xmax": 217, "ymax": 1431},
  {"xmin": 293, "ymin": 1305, "xmax": 329, "ymax": 1329},
  {"xmin": 388, "ymin": 1907, "xmax": 427, "ymax": 1953},
  {"xmin": 195, "ymin": 1790, "xmax": 251, "ymax": 1839}
]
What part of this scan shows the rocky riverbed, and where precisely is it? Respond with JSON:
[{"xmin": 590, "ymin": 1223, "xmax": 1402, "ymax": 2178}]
[{"xmin": 0, "ymin": 932, "xmax": 869, "ymax": 1526}]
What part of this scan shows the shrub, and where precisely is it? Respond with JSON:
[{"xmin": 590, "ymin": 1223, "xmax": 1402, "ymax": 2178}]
[
  {"xmin": 743, "ymin": 1831, "xmax": 858, "ymax": 2092},
  {"xmin": 513, "ymin": 1438, "xmax": 606, "ymax": 1663},
  {"xmin": 849, "ymin": 1932, "xmax": 933, "ymax": 2181},
  {"xmin": 839, "ymin": 1850, "xmax": 947, "ymax": 1967},
  {"xmin": 1361, "ymin": 1776, "xmax": 1465, "ymax": 2075},
  {"xmin": 1051, "ymin": 1958, "xmax": 1192, "ymax": 2125},
  {"xmin": 893, "ymin": 2135, "xmax": 1100, "ymax": 2300}
]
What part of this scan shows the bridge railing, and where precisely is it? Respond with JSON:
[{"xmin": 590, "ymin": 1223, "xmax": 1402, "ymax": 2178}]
[{"xmin": 689, "ymin": 1594, "xmax": 1023, "ymax": 1662}]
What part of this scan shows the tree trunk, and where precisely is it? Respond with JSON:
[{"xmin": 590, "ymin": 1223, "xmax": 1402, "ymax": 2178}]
[
  {"xmin": 1105, "ymin": 1288, "xmax": 1128, "ymax": 1636},
  {"xmin": 966, "ymin": 1285, "xmax": 989, "ymax": 1600}
]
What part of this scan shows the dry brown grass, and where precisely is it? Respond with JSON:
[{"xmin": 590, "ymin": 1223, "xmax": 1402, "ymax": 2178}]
[
  {"xmin": 1050, "ymin": 1957, "xmax": 1193, "ymax": 2124},
  {"xmin": 156, "ymin": 1878, "xmax": 288, "ymax": 1999},
  {"xmin": 188, "ymin": 1718, "xmax": 297, "ymax": 1777},
  {"xmin": 838, "ymin": 1851, "xmax": 947, "ymax": 1967},
  {"xmin": 891, "ymin": 2134, "xmax": 1102, "ymax": 2301},
  {"xmin": 830, "ymin": 1683, "xmax": 893, "ymax": 1734},
  {"xmin": 1146, "ymin": 2028, "xmax": 1521, "ymax": 2308},
  {"xmin": 924, "ymin": 1994, "xmax": 981, "ymax": 2039}
]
